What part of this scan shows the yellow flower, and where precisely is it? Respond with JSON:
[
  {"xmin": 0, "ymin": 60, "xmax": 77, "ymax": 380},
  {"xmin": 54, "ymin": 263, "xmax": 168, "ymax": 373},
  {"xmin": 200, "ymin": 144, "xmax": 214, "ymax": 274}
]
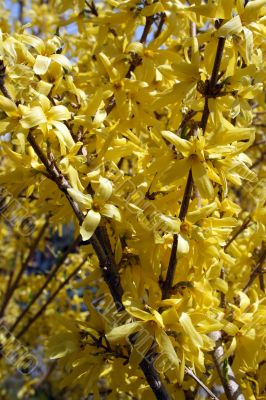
[
  {"xmin": 0, "ymin": 95, "xmax": 23, "ymax": 135},
  {"xmin": 68, "ymin": 177, "xmax": 121, "ymax": 240},
  {"xmin": 159, "ymin": 126, "xmax": 256, "ymax": 198},
  {"xmin": 20, "ymin": 94, "xmax": 74, "ymax": 152},
  {"xmin": 106, "ymin": 296, "xmax": 180, "ymax": 371},
  {"xmin": 16, "ymin": 34, "xmax": 72, "ymax": 75}
]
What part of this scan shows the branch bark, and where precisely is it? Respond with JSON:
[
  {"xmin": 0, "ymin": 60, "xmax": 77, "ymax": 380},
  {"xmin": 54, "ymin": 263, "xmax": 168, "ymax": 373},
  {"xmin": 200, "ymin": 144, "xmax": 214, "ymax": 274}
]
[
  {"xmin": 162, "ymin": 169, "xmax": 193, "ymax": 299},
  {"xmin": 9, "ymin": 236, "xmax": 81, "ymax": 333},
  {"xmin": 243, "ymin": 245, "xmax": 266, "ymax": 293},
  {"xmin": 209, "ymin": 331, "xmax": 244, "ymax": 400},
  {"xmin": 0, "ymin": 220, "xmax": 48, "ymax": 318},
  {"xmin": 16, "ymin": 258, "xmax": 87, "ymax": 340}
]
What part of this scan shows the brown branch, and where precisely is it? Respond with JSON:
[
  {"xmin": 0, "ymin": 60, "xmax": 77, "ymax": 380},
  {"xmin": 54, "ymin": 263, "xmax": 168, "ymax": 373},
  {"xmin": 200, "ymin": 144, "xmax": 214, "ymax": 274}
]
[
  {"xmin": 140, "ymin": 15, "xmax": 155, "ymax": 44},
  {"xmin": 106, "ymin": 14, "xmax": 155, "ymax": 113},
  {"xmin": 224, "ymin": 216, "xmax": 251, "ymax": 251},
  {"xmin": 177, "ymin": 110, "xmax": 197, "ymax": 134},
  {"xmin": 162, "ymin": 169, "xmax": 193, "ymax": 299},
  {"xmin": 201, "ymin": 37, "xmax": 225, "ymax": 132},
  {"xmin": 162, "ymin": 21, "xmax": 224, "ymax": 301},
  {"xmin": 243, "ymin": 245, "xmax": 266, "ymax": 293},
  {"xmin": 28, "ymin": 129, "xmax": 170, "ymax": 400},
  {"xmin": 0, "ymin": 255, "xmax": 16, "ymax": 313},
  {"xmin": 85, "ymin": 0, "xmax": 98, "ymax": 16},
  {"xmin": 0, "ymin": 220, "xmax": 48, "ymax": 319},
  {"xmin": 16, "ymin": 258, "xmax": 87, "ymax": 340},
  {"xmin": 185, "ymin": 367, "xmax": 219, "ymax": 400},
  {"xmin": 0, "ymin": 61, "xmax": 13, "ymax": 100},
  {"xmin": 28, "ymin": 131, "xmax": 84, "ymax": 223},
  {"xmin": 9, "ymin": 236, "xmax": 81, "ymax": 333},
  {"xmin": 259, "ymin": 272, "xmax": 265, "ymax": 292},
  {"xmin": 154, "ymin": 12, "xmax": 166, "ymax": 39},
  {"xmin": 250, "ymin": 139, "xmax": 266, "ymax": 147},
  {"xmin": 250, "ymin": 152, "xmax": 265, "ymax": 169},
  {"xmin": 209, "ymin": 331, "xmax": 245, "ymax": 400},
  {"xmin": 28, "ymin": 130, "xmax": 124, "ymax": 306},
  {"xmin": 140, "ymin": 355, "xmax": 171, "ymax": 400},
  {"xmin": 18, "ymin": 0, "xmax": 24, "ymax": 23}
]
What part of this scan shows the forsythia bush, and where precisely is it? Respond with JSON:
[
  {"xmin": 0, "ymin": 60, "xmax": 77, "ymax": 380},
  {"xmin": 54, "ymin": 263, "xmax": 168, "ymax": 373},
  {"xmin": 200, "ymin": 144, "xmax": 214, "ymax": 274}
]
[{"xmin": 0, "ymin": 0, "xmax": 265, "ymax": 399}]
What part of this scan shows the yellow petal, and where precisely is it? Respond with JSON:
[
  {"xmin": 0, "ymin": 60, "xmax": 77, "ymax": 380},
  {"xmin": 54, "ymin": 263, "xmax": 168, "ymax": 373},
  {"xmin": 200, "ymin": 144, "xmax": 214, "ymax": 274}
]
[
  {"xmin": 155, "ymin": 328, "xmax": 180, "ymax": 367},
  {"xmin": 33, "ymin": 55, "xmax": 51, "ymax": 75},
  {"xmin": 80, "ymin": 210, "xmax": 101, "ymax": 241},
  {"xmin": 212, "ymin": 278, "xmax": 228, "ymax": 294},
  {"xmin": 126, "ymin": 307, "xmax": 153, "ymax": 322},
  {"xmin": 37, "ymin": 80, "xmax": 53, "ymax": 96},
  {"xmin": 187, "ymin": 202, "xmax": 217, "ymax": 224},
  {"xmin": 67, "ymin": 188, "xmax": 92, "ymax": 208},
  {"xmin": 222, "ymin": 320, "xmax": 239, "ymax": 336},
  {"xmin": 48, "ymin": 105, "xmax": 71, "ymax": 121},
  {"xmin": 0, "ymin": 95, "xmax": 18, "ymax": 116},
  {"xmin": 189, "ymin": 4, "xmax": 218, "ymax": 18},
  {"xmin": 106, "ymin": 322, "xmax": 142, "ymax": 342},
  {"xmin": 160, "ymin": 158, "xmax": 190, "ymax": 186},
  {"xmin": 243, "ymin": 27, "xmax": 253, "ymax": 64},
  {"xmin": 92, "ymin": 109, "xmax": 107, "ymax": 127},
  {"xmin": 21, "ymin": 106, "xmax": 47, "ymax": 128},
  {"xmin": 179, "ymin": 313, "xmax": 203, "ymax": 348},
  {"xmin": 101, "ymin": 204, "xmax": 121, "ymax": 221},
  {"xmin": 229, "ymin": 160, "xmax": 257, "ymax": 182},
  {"xmin": 177, "ymin": 234, "xmax": 189, "ymax": 255},
  {"xmin": 162, "ymin": 306, "xmax": 180, "ymax": 326},
  {"xmin": 149, "ymin": 307, "xmax": 164, "ymax": 328},
  {"xmin": 141, "ymin": 2, "xmax": 164, "ymax": 16},
  {"xmin": 171, "ymin": 62, "xmax": 200, "ymax": 82},
  {"xmin": 38, "ymin": 94, "xmax": 51, "ymax": 113},
  {"xmin": 241, "ymin": 0, "xmax": 266, "ymax": 24},
  {"xmin": 18, "ymin": 33, "xmax": 45, "ymax": 52},
  {"xmin": 192, "ymin": 159, "xmax": 214, "ymax": 199},
  {"xmin": 125, "ymin": 42, "xmax": 144, "ymax": 56},
  {"xmin": 217, "ymin": 16, "xmax": 242, "ymax": 38},
  {"xmin": 161, "ymin": 131, "xmax": 192, "ymax": 154},
  {"xmin": 94, "ymin": 177, "xmax": 113, "ymax": 203},
  {"xmin": 86, "ymin": 89, "xmax": 104, "ymax": 116},
  {"xmin": 98, "ymin": 52, "xmax": 120, "ymax": 82},
  {"xmin": 67, "ymin": 165, "xmax": 84, "ymax": 192},
  {"xmin": 50, "ymin": 54, "xmax": 72, "ymax": 71},
  {"xmin": 157, "ymin": 215, "xmax": 181, "ymax": 233},
  {"xmin": 52, "ymin": 121, "xmax": 75, "ymax": 149}
]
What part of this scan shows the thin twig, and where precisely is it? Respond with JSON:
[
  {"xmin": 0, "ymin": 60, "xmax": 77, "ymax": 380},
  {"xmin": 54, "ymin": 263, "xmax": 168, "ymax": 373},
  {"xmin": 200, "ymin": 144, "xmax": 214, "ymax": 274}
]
[
  {"xmin": 243, "ymin": 245, "xmax": 266, "ymax": 292},
  {"xmin": 9, "ymin": 236, "xmax": 81, "ymax": 333},
  {"xmin": 18, "ymin": 0, "xmax": 24, "ymax": 24},
  {"xmin": 209, "ymin": 331, "xmax": 245, "ymax": 400},
  {"xmin": 140, "ymin": 15, "xmax": 154, "ymax": 44},
  {"xmin": 154, "ymin": 12, "xmax": 166, "ymax": 39},
  {"xmin": 185, "ymin": 367, "xmax": 219, "ymax": 400},
  {"xmin": 0, "ymin": 254, "xmax": 17, "ymax": 313},
  {"xmin": 224, "ymin": 216, "xmax": 251, "ymax": 251},
  {"xmin": 162, "ymin": 169, "xmax": 193, "ymax": 299},
  {"xmin": 162, "ymin": 22, "xmax": 223, "ymax": 300},
  {"xmin": 201, "ymin": 38, "xmax": 225, "ymax": 132},
  {"xmin": 0, "ymin": 220, "xmax": 48, "ymax": 318},
  {"xmin": 85, "ymin": 0, "xmax": 98, "ymax": 16},
  {"xmin": 105, "ymin": 14, "xmax": 155, "ymax": 113},
  {"xmin": 177, "ymin": 110, "xmax": 197, "ymax": 134},
  {"xmin": 16, "ymin": 258, "xmax": 87, "ymax": 340}
]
